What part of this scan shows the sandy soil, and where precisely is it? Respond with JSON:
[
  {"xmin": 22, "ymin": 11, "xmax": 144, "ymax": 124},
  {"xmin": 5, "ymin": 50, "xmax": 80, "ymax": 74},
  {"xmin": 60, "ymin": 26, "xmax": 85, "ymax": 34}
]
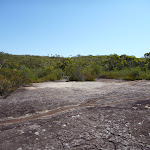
[{"xmin": 0, "ymin": 79, "xmax": 150, "ymax": 150}]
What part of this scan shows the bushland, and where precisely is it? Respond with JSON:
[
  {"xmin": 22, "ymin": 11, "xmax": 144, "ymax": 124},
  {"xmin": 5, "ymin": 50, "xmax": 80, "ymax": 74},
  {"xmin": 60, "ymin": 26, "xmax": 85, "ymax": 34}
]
[{"xmin": 0, "ymin": 52, "xmax": 150, "ymax": 97}]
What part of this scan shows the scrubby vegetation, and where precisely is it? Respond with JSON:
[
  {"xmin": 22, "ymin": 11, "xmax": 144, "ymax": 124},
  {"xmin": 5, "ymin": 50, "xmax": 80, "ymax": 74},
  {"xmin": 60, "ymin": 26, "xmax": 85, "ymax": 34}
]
[{"xmin": 0, "ymin": 52, "xmax": 150, "ymax": 97}]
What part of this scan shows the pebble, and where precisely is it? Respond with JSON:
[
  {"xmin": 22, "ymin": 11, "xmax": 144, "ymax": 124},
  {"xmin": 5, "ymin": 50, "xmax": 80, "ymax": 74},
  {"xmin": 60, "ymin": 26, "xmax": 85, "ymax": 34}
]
[
  {"xmin": 72, "ymin": 114, "xmax": 80, "ymax": 118},
  {"xmin": 138, "ymin": 122, "xmax": 142, "ymax": 125},
  {"xmin": 145, "ymin": 105, "xmax": 150, "ymax": 109},
  {"xmin": 64, "ymin": 143, "xmax": 70, "ymax": 148},
  {"xmin": 35, "ymin": 132, "xmax": 39, "ymax": 135},
  {"xmin": 62, "ymin": 124, "xmax": 67, "ymax": 128},
  {"xmin": 20, "ymin": 130, "xmax": 24, "ymax": 134},
  {"xmin": 132, "ymin": 107, "xmax": 137, "ymax": 109}
]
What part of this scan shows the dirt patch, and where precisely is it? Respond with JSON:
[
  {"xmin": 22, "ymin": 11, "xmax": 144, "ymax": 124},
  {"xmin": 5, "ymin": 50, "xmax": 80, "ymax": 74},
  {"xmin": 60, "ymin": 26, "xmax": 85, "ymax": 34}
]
[
  {"xmin": 22, "ymin": 87, "xmax": 36, "ymax": 90},
  {"xmin": 0, "ymin": 80, "xmax": 150, "ymax": 150}
]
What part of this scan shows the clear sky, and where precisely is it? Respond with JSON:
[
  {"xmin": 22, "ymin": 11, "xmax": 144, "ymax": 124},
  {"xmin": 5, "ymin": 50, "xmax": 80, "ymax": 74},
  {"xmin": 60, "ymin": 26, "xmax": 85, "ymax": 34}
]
[{"xmin": 0, "ymin": 0, "xmax": 150, "ymax": 58}]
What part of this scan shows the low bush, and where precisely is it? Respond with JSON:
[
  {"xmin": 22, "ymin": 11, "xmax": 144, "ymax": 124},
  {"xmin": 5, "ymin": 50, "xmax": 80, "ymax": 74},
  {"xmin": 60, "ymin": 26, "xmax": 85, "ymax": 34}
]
[
  {"xmin": 0, "ymin": 68, "xmax": 31, "ymax": 97},
  {"xmin": 98, "ymin": 69, "xmax": 150, "ymax": 81},
  {"xmin": 123, "ymin": 68, "xmax": 141, "ymax": 80},
  {"xmin": 85, "ymin": 75, "xmax": 95, "ymax": 81}
]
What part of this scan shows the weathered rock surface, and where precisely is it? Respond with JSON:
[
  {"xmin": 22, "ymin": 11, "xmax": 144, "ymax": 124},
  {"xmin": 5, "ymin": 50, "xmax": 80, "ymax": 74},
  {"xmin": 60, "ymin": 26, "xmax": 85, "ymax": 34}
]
[{"xmin": 0, "ymin": 79, "xmax": 150, "ymax": 150}]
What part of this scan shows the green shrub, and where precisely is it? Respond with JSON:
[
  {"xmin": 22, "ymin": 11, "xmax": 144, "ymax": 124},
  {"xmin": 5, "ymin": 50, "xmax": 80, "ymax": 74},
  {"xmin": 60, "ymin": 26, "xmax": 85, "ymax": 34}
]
[
  {"xmin": 99, "ymin": 72, "xmax": 114, "ymax": 79},
  {"xmin": 99, "ymin": 71, "xmax": 123, "ymax": 79},
  {"xmin": 99, "ymin": 69, "xmax": 145, "ymax": 81},
  {"xmin": 129, "ymin": 69, "xmax": 139, "ymax": 77},
  {"xmin": 85, "ymin": 75, "xmax": 95, "ymax": 81},
  {"xmin": 0, "ymin": 68, "xmax": 31, "ymax": 97},
  {"xmin": 123, "ymin": 68, "xmax": 141, "ymax": 80},
  {"xmin": 44, "ymin": 74, "xmax": 57, "ymax": 81},
  {"xmin": 35, "ymin": 68, "xmax": 63, "ymax": 82}
]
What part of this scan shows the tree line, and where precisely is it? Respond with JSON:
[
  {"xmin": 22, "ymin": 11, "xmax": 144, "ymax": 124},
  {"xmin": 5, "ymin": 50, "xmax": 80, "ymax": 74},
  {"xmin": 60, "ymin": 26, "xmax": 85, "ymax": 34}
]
[{"xmin": 0, "ymin": 52, "xmax": 150, "ymax": 97}]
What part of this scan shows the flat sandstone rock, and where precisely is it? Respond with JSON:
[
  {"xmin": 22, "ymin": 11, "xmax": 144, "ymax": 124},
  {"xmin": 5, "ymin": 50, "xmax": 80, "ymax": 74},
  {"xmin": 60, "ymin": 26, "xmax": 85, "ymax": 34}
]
[{"xmin": 0, "ymin": 80, "xmax": 150, "ymax": 150}]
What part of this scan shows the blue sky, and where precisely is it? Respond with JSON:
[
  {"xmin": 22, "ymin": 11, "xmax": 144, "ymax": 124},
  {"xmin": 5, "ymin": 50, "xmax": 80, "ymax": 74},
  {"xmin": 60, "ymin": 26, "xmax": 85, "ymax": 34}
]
[{"xmin": 0, "ymin": 0, "xmax": 150, "ymax": 58}]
